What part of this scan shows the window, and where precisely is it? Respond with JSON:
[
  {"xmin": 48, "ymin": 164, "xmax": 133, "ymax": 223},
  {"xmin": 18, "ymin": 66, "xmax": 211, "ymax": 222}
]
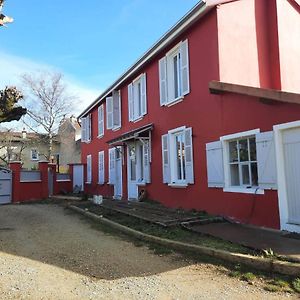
[
  {"xmin": 31, "ymin": 149, "xmax": 39, "ymax": 160},
  {"xmin": 106, "ymin": 90, "xmax": 121, "ymax": 130},
  {"xmin": 206, "ymin": 129, "xmax": 277, "ymax": 194},
  {"xmin": 98, "ymin": 104, "xmax": 104, "ymax": 137},
  {"xmin": 161, "ymin": 126, "xmax": 194, "ymax": 186},
  {"xmin": 81, "ymin": 114, "xmax": 91, "ymax": 143},
  {"xmin": 86, "ymin": 154, "xmax": 92, "ymax": 183},
  {"xmin": 228, "ymin": 137, "xmax": 258, "ymax": 188},
  {"xmin": 128, "ymin": 74, "xmax": 147, "ymax": 122},
  {"xmin": 98, "ymin": 151, "xmax": 104, "ymax": 184},
  {"xmin": 159, "ymin": 39, "xmax": 190, "ymax": 106}
]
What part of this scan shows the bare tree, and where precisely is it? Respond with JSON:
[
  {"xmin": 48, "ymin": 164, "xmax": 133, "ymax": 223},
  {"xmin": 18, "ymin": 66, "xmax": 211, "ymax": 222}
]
[
  {"xmin": 21, "ymin": 72, "xmax": 74, "ymax": 160},
  {"xmin": 0, "ymin": 0, "xmax": 14, "ymax": 27}
]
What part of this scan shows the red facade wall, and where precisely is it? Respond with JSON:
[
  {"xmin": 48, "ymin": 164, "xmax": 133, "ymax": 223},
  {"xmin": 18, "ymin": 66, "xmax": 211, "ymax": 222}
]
[{"xmin": 81, "ymin": 2, "xmax": 300, "ymax": 230}]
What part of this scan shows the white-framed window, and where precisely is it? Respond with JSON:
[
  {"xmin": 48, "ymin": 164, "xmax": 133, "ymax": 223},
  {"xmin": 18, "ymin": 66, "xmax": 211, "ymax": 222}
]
[
  {"xmin": 98, "ymin": 104, "xmax": 104, "ymax": 137},
  {"xmin": 98, "ymin": 151, "xmax": 105, "ymax": 184},
  {"xmin": 106, "ymin": 90, "xmax": 121, "ymax": 130},
  {"xmin": 86, "ymin": 154, "xmax": 92, "ymax": 183},
  {"xmin": 206, "ymin": 129, "xmax": 277, "ymax": 194},
  {"xmin": 30, "ymin": 149, "xmax": 39, "ymax": 160},
  {"xmin": 227, "ymin": 137, "xmax": 258, "ymax": 188},
  {"xmin": 128, "ymin": 73, "xmax": 147, "ymax": 122},
  {"xmin": 81, "ymin": 114, "xmax": 92, "ymax": 143},
  {"xmin": 161, "ymin": 126, "xmax": 194, "ymax": 187},
  {"xmin": 159, "ymin": 39, "xmax": 190, "ymax": 106}
]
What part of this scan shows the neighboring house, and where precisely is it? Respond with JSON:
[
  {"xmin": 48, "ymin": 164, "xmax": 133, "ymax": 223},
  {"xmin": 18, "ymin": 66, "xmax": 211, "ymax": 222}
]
[
  {"xmin": 0, "ymin": 117, "xmax": 81, "ymax": 170},
  {"xmin": 78, "ymin": 0, "xmax": 300, "ymax": 233}
]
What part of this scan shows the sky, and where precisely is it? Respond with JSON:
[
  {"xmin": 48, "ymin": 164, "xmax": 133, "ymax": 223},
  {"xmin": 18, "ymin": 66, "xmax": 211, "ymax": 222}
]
[{"xmin": 0, "ymin": 0, "xmax": 199, "ymax": 119}]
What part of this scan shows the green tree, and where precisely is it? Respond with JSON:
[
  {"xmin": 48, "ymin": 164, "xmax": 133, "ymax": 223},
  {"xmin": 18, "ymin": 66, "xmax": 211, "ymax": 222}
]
[{"xmin": 0, "ymin": 87, "xmax": 27, "ymax": 123}]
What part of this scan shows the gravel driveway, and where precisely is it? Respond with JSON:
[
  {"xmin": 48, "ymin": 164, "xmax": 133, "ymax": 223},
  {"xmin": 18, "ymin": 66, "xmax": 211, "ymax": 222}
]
[{"xmin": 0, "ymin": 204, "xmax": 295, "ymax": 299}]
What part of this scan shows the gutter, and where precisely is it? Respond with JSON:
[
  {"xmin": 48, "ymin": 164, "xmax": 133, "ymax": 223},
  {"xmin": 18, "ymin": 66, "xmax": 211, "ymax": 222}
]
[{"xmin": 78, "ymin": 0, "xmax": 212, "ymax": 119}]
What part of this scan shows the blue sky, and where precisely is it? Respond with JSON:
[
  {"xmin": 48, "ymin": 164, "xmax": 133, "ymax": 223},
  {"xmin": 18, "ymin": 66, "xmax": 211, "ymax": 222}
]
[{"xmin": 0, "ymin": 0, "xmax": 199, "ymax": 113}]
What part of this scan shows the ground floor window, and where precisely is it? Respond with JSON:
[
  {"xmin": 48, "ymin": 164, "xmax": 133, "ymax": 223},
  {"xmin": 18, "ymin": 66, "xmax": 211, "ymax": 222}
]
[{"xmin": 228, "ymin": 137, "xmax": 258, "ymax": 187}]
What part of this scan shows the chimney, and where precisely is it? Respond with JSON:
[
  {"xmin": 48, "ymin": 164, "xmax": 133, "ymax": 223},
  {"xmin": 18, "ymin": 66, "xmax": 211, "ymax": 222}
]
[{"xmin": 22, "ymin": 128, "xmax": 27, "ymax": 139}]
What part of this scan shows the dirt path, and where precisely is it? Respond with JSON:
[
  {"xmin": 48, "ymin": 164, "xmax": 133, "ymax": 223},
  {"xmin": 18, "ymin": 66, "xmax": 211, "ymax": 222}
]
[{"xmin": 0, "ymin": 204, "xmax": 295, "ymax": 299}]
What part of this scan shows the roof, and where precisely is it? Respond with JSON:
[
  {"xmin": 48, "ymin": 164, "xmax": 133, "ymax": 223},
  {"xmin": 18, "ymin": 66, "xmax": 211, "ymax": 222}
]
[
  {"xmin": 78, "ymin": 0, "xmax": 235, "ymax": 119},
  {"xmin": 107, "ymin": 123, "xmax": 153, "ymax": 145},
  {"xmin": 209, "ymin": 81, "xmax": 300, "ymax": 105}
]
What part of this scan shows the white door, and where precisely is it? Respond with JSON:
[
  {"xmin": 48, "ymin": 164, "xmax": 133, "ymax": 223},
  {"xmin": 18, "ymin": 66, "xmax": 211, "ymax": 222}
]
[
  {"xmin": 73, "ymin": 165, "xmax": 84, "ymax": 192},
  {"xmin": 114, "ymin": 148, "xmax": 122, "ymax": 199},
  {"xmin": 283, "ymin": 127, "xmax": 300, "ymax": 225},
  {"xmin": 127, "ymin": 143, "xmax": 139, "ymax": 200}
]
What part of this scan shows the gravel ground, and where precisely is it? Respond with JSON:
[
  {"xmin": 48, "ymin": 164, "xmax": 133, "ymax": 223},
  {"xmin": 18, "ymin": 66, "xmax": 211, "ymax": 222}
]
[{"xmin": 0, "ymin": 204, "xmax": 296, "ymax": 300}]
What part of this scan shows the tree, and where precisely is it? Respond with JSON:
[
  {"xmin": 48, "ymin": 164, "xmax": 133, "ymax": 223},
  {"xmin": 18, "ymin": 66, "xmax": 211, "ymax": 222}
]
[
  {"xmin": 21, "ymin": 72, "xmax": 74, "ymax": 160},
  {"xmin": 0, "ymin": 0, "xmax": 14, "ymax": 27},
  {"xmin": 0, "ymin": 86, "xmax": 27, "ymax": 123}
]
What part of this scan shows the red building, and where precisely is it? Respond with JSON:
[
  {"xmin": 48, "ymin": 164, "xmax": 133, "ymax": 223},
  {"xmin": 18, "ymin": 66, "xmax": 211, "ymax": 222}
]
[{"xmin": 79, "ymin": 0, "xmax": 300, "ymax": 233}]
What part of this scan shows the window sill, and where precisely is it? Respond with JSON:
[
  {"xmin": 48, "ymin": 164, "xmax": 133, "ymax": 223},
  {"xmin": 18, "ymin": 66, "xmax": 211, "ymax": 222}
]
[
  {"xmin": 137, "ymin": 182, "xmax": 146, "ymax": 186},
  {"xmin": 223, "ymin": 187, "xmax": 264, "ymax": 195},
  {"xmin": 56, "ymin": 179, "xmax": 71, "ymax": 182},
  {"xmin": 132, "ymin": 116, "xmax": 144, "ymax": 123},
  {"xmin": 97, "ymin": 135, "xmax": 104, "ymax": 139},
  {"xmin": 168, "ymin": 183, "xmax": 188, "ymax": 188},
  {"xmin": 85, "ymin": 182, "xmax": 91, "ymax": 185},
  {"xmin": 112, "ymin": 126, "xmax": 121, "ymax": 132},
  {"xmin": 98, "ymin": 182, "xmax": 105, "ymax": 185},
  {"xmin": 166, "ymin": 96, "xmax": 184, "ymax": 107},
  {"xmin": 20, "ymin": 180, "xmax": 42, "ymax": 183}
]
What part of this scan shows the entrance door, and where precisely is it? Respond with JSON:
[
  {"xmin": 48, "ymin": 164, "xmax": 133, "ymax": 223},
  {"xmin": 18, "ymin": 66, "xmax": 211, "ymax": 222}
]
[
  {"xmin": 0, "ymin": 168, "xmax": 12, "ymax": 204},
  {"xmin": 114, "ymin": 148, "xmax": 122, "ymax": 199},
  {"xmin": 73, "ymin": 165, "xmax": 84, "ymax": 192},
  {"xmin": 283, "ymin": 127, "xmax": 300, "ymax": 225},
  {"xmin": 127, "ymin": 143, "xmax": 139, "ymax": 200}
]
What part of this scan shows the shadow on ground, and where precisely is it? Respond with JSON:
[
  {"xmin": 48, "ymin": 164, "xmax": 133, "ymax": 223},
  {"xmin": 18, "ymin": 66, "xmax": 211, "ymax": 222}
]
[{"xmin": 0, "ymin": 203, "xmax": 194, "ymax": 280}]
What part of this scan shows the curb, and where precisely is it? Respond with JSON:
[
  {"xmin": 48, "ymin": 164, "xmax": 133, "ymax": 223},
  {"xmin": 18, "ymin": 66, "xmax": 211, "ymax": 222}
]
[{"xmin": 68, "ymin": 205, "xmax": 300, "ymax": 277}]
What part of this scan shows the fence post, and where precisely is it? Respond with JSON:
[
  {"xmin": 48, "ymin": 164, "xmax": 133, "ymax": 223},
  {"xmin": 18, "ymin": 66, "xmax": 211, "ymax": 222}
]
[
  {"xmin": 9, "ymin": 161, "xmax": 21, "ymax": 203},
  {"xmin": 39, "ymin": 161, "xmax": 49, "ymax": 198}
]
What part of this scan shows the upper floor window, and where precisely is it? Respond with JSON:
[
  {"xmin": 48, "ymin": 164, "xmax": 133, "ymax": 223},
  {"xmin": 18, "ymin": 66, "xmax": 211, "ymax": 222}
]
[
  {"xmin": 128, "ymin": 73, "xmax": 147, "ymax": 122},
  {"xmin": 159, "ymin": 39, "xmax": 190, "ymax": 106},
  {"xmin": 161, "ymin": 126, "xmax": 194, "ymax": 187},
  {"xmin": 31, "ymin": 149, "xmax": 39, "ymax": 160},
  {"xmin": 81, "ymin": 114, "xmax": 91, "ymax": 143},
  {"xmin": 106, "ymin": 90, "xmax": 121, "ymax": 130},
  {"xmin": 98, "ymin": 104, "xmax": 104, "ymax": 137}
]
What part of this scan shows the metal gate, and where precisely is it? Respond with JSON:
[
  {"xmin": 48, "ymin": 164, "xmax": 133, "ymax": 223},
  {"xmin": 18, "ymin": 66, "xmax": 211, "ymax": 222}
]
[{"xmin": 0, "ymin": 167, "xmax": 12, "ymax": 204}]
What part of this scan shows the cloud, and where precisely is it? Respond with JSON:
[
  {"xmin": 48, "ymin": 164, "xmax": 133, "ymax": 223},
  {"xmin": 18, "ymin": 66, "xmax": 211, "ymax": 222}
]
[{"xmin": 0, "ymin": 51, "xmax": 101, "ymax": 117}]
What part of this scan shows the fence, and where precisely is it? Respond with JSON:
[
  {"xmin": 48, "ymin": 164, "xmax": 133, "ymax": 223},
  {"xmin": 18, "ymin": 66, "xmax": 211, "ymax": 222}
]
[{"xmin": 8, "ymin": 161, "xmax": 78, "ymax": 203}]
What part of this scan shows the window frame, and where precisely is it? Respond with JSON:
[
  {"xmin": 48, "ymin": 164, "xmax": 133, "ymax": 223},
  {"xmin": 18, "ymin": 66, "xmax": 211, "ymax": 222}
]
[
  {"xmin": 30, "ymin": 149, "xmax": 39, "ymax": 161},
  {"xmin": 221, "ymin": 129, "xmax": 264, "ymax": 194},
  {"xmin": 168, "ymin": 126, "xmax": 188, "ymax": 187},
  {"xmin": 98, "ymin": 104, "xmax": 104, "ymax": 138},
  {"xmin": 86, "ymin": 154, "xmax": 92, "ymax": 184}
]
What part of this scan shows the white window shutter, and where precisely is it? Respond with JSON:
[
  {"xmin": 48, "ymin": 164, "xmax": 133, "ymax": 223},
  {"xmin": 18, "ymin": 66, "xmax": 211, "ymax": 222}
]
[
  {"xmin": 88, "ymin": 114, "xmax": 92, "ymax": 141},
  {"xmin": 184, "ymin": 127, "xmax": 194, "ymax": 184},
  {"xmin": 113, "ymin": 90, "xmax": 121, "ymax": 128},
  {"xmin": 143, "ymin": 141, "xmax": 151, "ymax": 183},
  {"xmin": 161, "ymin": 134, "xmax": 170, "ymax": 183},
  {"xmin": 106, "ymin": 96, "xmax": 113, "ymax": 129},
  {"xmin": 180, "ymin": 39, "xmax": 190, "ymax": 96},
  {"xmin": 141, "ymin": 73, "xmax": 147, "ymax": 116},
  {"xmin": 98, "ymin": 105, "xmax": 104, "ymax": 137},
  {"xmin": 206, "ymin": 141, "xmax": 224, "ymax": 188},
  {"xmin": 87, "ymin": 154, "xmax": 92, "ymax": 183},
  {"xmin": 98, "ymin": 151, "xmax": 104, "ymax": 184},
  {"xmin": 128, "ymin": 83, "xmax": 134, "ymax": 121},
  {"xmin": 159, "ymin": 57, "xmax": 168, "ymax": 106},
  {"xmin": 256, "ymin": 131, "xmax": 277, "ymax": 190},
  {"xmin": 109, "ymin": 148, "xmax": 116, "ymax": 184},
  {"xmin": 81, "ymin": 117, "xmax": 86, "ymax": 142}
]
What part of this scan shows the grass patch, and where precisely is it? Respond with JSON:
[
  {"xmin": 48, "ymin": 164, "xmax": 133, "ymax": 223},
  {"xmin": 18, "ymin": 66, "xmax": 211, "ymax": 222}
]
[
  {"xmin": 292, "ymin": 278, "xmax": 300, "ymax": 293},
  {"xmin": 241, "ymin": 272, "xmax": 256, "ymax": 283},
  {"xmin": 74, "ymin": 202, "xmax": 253, "ymax": 255}
]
